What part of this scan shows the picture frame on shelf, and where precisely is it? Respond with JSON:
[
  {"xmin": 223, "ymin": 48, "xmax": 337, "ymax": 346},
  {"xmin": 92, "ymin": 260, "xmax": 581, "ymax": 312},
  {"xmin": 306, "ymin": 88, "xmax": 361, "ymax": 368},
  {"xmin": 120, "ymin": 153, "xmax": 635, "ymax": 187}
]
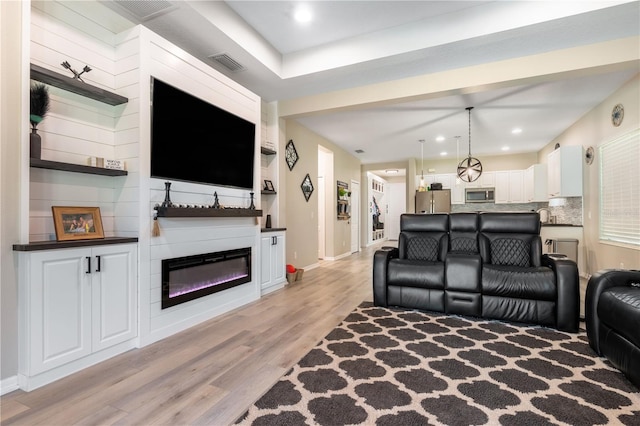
[
  {"xmin": 52, "ymin": 206, "xmax": 105, "ymax": 241},
  {"xmin": 264, "ymin": 179, "xmax": 275, "ymax": 192}
]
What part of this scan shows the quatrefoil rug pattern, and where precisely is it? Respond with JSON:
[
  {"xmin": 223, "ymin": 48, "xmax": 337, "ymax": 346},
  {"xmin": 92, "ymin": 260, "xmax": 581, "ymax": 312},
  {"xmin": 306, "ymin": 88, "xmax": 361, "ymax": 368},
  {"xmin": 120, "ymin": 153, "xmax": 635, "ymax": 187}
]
[{"xmin": 236, "ymin": 302, "xmax": 640, "ymax": 426}]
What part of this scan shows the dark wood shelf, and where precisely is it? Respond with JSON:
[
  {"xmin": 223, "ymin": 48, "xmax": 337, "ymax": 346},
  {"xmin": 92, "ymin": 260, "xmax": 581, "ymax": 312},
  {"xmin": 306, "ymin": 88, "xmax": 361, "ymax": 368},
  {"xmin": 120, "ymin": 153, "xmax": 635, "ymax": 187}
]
[
  {"xmin": 261, "ymin": 190, "xmax": 277, "ymax": 195},
  {"xmin": 31, "ymin": 63, "xmax": 128, "ymax": 106},
  {"xmin": 261, "ymin": 146, "xmax": 277, "ymax": 155},
  {"xmin": 30, "ymin": 158, "xmax": 128, "ymax": 176},
  {"xmin": 13, "ymin": 236, "xmax": 138, "ymax": 252},
  {"xmin": 155, "ymin": 206, "xmax": 262, "ymax": 218}
]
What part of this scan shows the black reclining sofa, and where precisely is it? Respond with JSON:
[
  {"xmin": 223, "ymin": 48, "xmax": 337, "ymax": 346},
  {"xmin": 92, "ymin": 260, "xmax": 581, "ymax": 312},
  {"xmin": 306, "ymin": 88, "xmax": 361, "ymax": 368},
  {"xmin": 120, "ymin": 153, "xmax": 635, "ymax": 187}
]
[{"xmin": 373, "ymin": 212, "xmax": 580, "ymax": 332}]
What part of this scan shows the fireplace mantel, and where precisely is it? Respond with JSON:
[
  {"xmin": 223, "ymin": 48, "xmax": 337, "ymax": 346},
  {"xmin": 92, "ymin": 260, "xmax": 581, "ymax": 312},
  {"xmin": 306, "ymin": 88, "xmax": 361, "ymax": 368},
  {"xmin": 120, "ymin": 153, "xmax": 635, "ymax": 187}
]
[{"xmin": 155, "ymin": 207, "xmax": 262, "ymax": 218}]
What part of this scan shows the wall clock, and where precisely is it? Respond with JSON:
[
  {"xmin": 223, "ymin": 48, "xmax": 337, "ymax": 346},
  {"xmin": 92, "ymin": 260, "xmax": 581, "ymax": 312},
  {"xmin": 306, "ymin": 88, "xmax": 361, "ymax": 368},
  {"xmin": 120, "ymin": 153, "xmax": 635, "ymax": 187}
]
[
  {"xmin": 611, "ymin": 103, "xmax": 624, "ymax": 127},
  {"xmin": 285, "ymin": 139, "xmax": 299, "ymax": 171}
]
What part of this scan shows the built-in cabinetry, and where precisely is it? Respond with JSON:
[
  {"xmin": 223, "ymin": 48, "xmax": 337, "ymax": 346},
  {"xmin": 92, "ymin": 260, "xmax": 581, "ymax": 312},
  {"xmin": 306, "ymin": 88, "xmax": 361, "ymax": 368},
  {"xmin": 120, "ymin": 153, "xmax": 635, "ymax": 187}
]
[
  {"xmin": 524, "ymin": 164, "xmax": 548, "ymax": 202},
  {"xmin": 370, "ymin": 177, "xmax": 386, "ymax": 242},
  {"xmin": 494, "ymin": 170, "xmax": 524, "ymax": 204},
  {"xmin": 260, "ymin": 146, "xmax": 278, "ymax": 228},
  {"xmin": 548, "ymin": 146, "xmax": 583, "ymax": 198},
  {"xmin": 260, "ymin": 230, "xmax": 286, "ymax": 294},
  {"xmin": 15, "ymin": 240, "xmax": 137, "ymax": 391}
]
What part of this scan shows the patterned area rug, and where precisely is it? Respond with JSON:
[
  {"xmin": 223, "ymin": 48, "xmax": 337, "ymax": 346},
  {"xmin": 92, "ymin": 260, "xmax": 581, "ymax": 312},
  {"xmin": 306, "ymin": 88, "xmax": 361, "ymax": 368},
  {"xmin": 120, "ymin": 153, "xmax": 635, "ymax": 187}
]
[{"xmin": 236, "ymin": 302, "xmax": 640, "ymax": 426}]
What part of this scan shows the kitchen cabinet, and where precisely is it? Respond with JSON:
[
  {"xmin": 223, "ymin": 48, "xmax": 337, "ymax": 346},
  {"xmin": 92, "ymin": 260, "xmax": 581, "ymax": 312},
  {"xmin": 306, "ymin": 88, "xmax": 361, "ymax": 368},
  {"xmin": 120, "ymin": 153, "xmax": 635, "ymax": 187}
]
[
  {"xmin": 465, "ymin": 171, "xmax": 495, "ymax": 188},
  {"xmin": 18, "ymin": 243, "xmax": 137, "ymax": 390},
  {"xmin": 524, "ymin": 164, "xmax": 548, "ymax": 202},
  {"xmin": 547, "ymin": 146, "xmax": 583, "ymax": 198},
  {"xmin": 260, "ymin": 231, "xmax": 286, "ymax": 294},
  {"xmin": 495, "ymin": 170, "xmax": 524, "ymax": 203}
]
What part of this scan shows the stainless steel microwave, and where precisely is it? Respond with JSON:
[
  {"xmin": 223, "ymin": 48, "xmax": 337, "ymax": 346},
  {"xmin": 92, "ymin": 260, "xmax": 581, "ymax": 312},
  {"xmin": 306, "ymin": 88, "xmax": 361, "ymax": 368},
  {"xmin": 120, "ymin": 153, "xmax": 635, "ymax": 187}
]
[{"xmin": 465, "ymin": 188, "xmax": 495, "ymax": 203}]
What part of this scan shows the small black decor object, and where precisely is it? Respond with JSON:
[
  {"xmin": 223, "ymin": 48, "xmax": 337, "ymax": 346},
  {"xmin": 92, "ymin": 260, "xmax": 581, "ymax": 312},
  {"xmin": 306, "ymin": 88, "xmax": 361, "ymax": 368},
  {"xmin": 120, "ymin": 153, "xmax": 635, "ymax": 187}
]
[
  {"xmin": 249, "ymin": 192, "xmax": 255, "ymax": 210},
  {"xmin": 285, "ymin": 139, "xmax": 299, "ymax": 171},
  {"xmin": 265, "ymin": 214, "xmax": 272, "ymax": 228},
  {"xmin": 61, "ymin": 61, "xmax": 92, "ymax": 82},
  {"xmin": 30, "ymin": 83, "xmax": 50, "ymax": 159},
  {"xmin": 301, "ymin": 173, "xmax": 314, "ymax": 202},
  {"xmin": 212, "ymin": 191, "xmax": 220, "ymax": 209},
  {"xmin": 161, "ymin": 182, "xmax": 173, "ymax": 207}
]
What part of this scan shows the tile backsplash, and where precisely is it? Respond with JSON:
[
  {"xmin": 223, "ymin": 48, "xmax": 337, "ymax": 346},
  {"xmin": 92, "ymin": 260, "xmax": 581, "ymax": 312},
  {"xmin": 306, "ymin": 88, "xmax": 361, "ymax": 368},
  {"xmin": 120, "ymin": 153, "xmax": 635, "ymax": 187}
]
[{"xmin": 452, "ymin": 197, "xmax": 583, "ymax": 226}]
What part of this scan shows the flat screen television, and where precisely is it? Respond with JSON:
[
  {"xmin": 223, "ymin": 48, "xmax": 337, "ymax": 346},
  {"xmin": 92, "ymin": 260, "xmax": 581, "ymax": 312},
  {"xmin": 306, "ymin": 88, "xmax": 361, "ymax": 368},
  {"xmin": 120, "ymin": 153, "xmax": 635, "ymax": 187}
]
[{"xmin": 150, "ymin": 78, "xmax": 256, "ymax": 190}]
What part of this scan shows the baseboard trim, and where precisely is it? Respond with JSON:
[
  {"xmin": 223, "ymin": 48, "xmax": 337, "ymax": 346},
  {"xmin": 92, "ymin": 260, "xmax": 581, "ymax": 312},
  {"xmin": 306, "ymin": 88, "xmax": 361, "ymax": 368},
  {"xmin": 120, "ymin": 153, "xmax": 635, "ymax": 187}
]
[{"xmin": 1, "ymin": 375, "xmax": 19, "ymax": 395}]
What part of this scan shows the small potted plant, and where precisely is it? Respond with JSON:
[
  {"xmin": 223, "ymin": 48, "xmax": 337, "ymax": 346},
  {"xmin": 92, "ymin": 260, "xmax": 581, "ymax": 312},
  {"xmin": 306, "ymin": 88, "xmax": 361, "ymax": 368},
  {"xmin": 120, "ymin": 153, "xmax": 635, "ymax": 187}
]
[{"xmin": 30, "ymin": 83, "xmax": 50, "ymax": 159}]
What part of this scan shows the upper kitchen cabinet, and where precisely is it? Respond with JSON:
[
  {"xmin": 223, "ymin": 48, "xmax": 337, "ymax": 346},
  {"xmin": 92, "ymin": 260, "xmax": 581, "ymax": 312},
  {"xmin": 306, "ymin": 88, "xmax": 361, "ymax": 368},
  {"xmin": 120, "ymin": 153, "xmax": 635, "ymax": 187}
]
[
  {"xmin": 524, "ymin": 164, "xmax": 548, "ymax": 202},
  {"xmin": 547, "ymin": 146, "xmax": 583, "ymax": 198},
  {"xmin": 495, "ymin": 170, "xmax": 524, "ymax": 204}
]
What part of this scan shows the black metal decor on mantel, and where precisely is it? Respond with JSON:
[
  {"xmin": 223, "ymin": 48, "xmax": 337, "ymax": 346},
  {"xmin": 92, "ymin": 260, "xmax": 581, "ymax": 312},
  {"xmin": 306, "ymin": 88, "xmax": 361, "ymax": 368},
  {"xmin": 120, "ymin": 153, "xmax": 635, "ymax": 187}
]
[{"xmin": 161, "ymin": 181, "xmax": 173, "ymax": 207}]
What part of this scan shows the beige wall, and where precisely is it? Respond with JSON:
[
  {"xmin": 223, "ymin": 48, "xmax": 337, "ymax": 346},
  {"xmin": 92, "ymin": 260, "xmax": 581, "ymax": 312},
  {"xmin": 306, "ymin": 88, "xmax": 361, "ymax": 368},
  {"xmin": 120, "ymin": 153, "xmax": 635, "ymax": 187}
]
[
  {"xmin": 538, "ymin": 73, "xmax": 640, "ymax": 273},
  {"xmin": 284, "ymin": 120, "xmax": 361, "ymax": 269},
  {"xmin": 1, "ymin": 0, "xmax": 24, "ymax": 384}
]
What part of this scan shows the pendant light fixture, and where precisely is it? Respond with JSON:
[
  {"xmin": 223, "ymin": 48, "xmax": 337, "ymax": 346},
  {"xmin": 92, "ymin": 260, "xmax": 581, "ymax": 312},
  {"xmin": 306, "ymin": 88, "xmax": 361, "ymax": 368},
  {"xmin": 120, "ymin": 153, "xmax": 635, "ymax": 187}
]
[
  {"xmin": 457, "ymin": 107, "xmax": 483, "ymax": 183},
  {"xmin": 418, "ymin": 139, "xmax": 426, "ymax": 191}
]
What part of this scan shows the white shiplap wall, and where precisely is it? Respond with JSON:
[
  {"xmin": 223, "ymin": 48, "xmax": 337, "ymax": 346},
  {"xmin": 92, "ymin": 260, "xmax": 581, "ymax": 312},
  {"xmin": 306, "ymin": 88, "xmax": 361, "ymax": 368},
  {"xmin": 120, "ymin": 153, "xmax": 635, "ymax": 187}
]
[
  {"xmin": 30, "ymin": 2, "xmax": 263, "ymax": 349},
  {"xmin": 29, "ymin": 3, "xmax": 131, "ymax": 241}
]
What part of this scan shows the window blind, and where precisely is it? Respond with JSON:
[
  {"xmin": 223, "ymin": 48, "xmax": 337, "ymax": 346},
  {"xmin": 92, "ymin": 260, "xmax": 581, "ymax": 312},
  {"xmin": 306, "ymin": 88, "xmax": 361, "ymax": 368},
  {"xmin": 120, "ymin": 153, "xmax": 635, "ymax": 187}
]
[{"xmin": 599, "ymin": 129, "xmax": 640, "ymax": 247}]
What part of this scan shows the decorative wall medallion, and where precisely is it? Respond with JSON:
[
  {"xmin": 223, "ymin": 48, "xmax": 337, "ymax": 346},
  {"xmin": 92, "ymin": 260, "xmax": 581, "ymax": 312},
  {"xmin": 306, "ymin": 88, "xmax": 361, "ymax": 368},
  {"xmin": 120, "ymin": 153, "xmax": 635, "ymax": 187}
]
[
  {"xmin": 301, "ymin": 173, "xmax": 314, "ymax": 202},
  {"xmin": 285, "ymin": 139, "xmax": 299, "ymax": 171},
  {"xmin": 611, "ymin": 103, "xmax": 624, "ymax": 127},
  {"xmin": 585, "ymin": 146, "xmax": 595, "ymax": 165}
]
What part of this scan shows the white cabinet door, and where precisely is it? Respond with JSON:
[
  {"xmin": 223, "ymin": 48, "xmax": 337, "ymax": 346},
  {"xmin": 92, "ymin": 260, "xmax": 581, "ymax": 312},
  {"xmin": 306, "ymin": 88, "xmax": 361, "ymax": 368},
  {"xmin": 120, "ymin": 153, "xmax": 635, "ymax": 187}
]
[
  {"xmin": 28, "ymin": 249, "xmax": 92, "ymax": 375},
  {"xmin": 91, "ymin": 244, "xmax": 137, "ymax": 352},
  {"xmin": 272, "ymin": 235, "xmax": 286, "ymax": 285},
  {"xmin": 261, "ymin": 232, "xmax": 286, "ymax": 292},
  {"xmin": 547, "ymin": 146, "xmax": 583, "ymax": 198},
  {"xmin": 495, "ymin": 170, "xmax": 524, "ymax": 203},
  {"xmin": 525, "ymin": 164, "xmax": 548, "ymax": 202}
]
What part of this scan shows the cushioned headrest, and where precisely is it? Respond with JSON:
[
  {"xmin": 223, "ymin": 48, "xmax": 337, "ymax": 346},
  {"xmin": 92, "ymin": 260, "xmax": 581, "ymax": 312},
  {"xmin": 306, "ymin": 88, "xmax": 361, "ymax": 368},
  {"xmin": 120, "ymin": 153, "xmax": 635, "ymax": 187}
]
[
  {"xmin": 450, "ymin": 213, "xmax": 479, "ymax": 232},
  {"xmin": 479, "ymin": 212, "xmax": 540, "ymax": 234},
  {"xmin": 401, "ymin": 213, "xmax": 449, "ymax": 232}
]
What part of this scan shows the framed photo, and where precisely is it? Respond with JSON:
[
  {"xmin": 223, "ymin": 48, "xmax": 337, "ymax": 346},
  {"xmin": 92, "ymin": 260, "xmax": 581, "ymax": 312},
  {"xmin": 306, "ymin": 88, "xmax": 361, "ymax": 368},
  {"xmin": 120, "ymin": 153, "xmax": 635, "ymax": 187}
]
[
  {"xmin": 264, "ymin": 179, "xmax": 275, "ymax": 192},
  {"xmin": 52, "ymin": 206, "xmax": 105, "ymax": 241}
]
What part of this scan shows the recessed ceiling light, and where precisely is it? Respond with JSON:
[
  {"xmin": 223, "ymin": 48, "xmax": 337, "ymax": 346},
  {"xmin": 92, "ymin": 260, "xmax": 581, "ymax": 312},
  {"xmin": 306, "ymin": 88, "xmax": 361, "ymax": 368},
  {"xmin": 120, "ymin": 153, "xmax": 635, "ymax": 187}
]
[
  {"xmin": 440, "ymin": 151, "xmax": 447, "ymax": 156},
  {"xmin": 512, "ymin": 128, "xmax": 522, "ymax": 134},
  {"xmin": 294, "ymin": 6, "xmax": 312, "ymax": 23},
  {"xmin": 385, "ymin": 169, "xmax": 398, "ymax": 174},
  {"xmin": 436, "ymin": 135, "xmax": 445, "ymax": 142},
  {"xmin": 501, "ymin": 146, "xmax": 510, "ymax": 151}
]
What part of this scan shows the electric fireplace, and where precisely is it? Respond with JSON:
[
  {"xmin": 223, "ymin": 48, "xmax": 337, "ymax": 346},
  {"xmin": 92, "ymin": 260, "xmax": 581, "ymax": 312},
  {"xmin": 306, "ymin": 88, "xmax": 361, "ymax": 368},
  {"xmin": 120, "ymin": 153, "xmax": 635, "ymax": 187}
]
[{"xmin": 162, "ymin": 247, "xmax": 251, "ymax": 309}]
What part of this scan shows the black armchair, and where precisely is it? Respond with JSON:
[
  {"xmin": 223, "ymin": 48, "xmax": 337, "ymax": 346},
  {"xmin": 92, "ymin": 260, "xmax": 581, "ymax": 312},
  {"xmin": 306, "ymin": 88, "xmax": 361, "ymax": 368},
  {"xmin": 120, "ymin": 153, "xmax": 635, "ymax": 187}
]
[
  {"xmin": 586, "ymin": 269, "xmax": 640, "ymax": 388},
  {"xmin": 373, "ymin": 214, "xmax": 449, "ymax": 311}
]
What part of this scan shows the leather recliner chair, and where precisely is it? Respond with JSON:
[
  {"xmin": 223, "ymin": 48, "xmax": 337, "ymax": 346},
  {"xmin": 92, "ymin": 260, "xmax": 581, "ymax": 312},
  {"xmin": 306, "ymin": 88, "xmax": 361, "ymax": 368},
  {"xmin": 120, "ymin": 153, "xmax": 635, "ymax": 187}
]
[
  {"xmin": 373, "ymin": 213, "xmax": 449, "ymax": 312},
  {"xmin": 478, "ymin": 212, "xmax": 580, "ymax": 331},
  {"xmin": 586, "ymin": 269, "xmax": 640, "ymax": 388}
]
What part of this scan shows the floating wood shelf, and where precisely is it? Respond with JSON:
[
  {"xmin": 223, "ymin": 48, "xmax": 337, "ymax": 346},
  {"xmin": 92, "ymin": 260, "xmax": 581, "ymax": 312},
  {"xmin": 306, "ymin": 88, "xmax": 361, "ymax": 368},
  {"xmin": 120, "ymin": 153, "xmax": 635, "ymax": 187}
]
[
  {"xmin": 30, "ymin": 64, "xmax": 128, "ymax": 106},
  {"xmin": 261, "ymin": 190, "xmax": 277, "ymax": 195},
  {"xmin": 155, "ymin": 206, "xmax": 262, "ymax": 218},
  {"xmin": 261, "ymin": 147, "xmax": 276, "ymax": 155},
  {"xmin": 30, "ymin": 158, "xmax": 128, "ymax": 176},
  {"xmin": 13, "ymin": 237, "xmax": 138, "ymax": 252}
]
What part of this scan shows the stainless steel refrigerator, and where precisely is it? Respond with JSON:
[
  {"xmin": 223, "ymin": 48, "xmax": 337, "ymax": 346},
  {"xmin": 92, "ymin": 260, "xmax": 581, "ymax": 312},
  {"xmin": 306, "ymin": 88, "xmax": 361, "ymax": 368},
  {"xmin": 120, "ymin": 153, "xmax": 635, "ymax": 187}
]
[{"xmin": 415, "ymin": 189, "xmax": 451, "ymax": 213}]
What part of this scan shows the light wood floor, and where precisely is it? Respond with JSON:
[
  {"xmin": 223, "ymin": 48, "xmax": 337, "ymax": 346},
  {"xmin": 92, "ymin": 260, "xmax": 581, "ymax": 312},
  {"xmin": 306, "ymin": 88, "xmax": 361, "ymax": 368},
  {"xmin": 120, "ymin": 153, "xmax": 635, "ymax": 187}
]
[{"xmin": 1, "ymin": 242, "xmax": 390, "ymax": 425}]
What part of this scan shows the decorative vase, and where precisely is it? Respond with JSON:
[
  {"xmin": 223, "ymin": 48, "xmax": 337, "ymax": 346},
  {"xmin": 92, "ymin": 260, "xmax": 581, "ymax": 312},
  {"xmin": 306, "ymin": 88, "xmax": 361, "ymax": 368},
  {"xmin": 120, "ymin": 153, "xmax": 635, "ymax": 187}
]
[
  {"xmin": 265, "ymin": 214, "xmax": 272, "ymax": 228},
  {"xmin": 30, "ymin": 127, "xmax": 41, "ymax": 159},
  {"xmin": 161, "ymin": 181, "xmax": 173, "ymax": 207}
]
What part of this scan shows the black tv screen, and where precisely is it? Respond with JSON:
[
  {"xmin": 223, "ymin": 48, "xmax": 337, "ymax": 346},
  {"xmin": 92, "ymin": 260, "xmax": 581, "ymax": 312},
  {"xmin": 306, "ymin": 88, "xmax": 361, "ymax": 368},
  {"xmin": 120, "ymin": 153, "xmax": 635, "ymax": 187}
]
[{"xmin": 150, "ymin": 78, "xmax": 256, "ymax": 190}]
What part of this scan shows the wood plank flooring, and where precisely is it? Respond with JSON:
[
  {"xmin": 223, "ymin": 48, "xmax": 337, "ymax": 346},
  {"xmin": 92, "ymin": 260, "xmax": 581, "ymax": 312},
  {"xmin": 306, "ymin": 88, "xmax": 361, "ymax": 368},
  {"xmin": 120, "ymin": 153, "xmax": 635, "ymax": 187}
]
[{"xmin": 1, "ymin": 242, "xmax": 389, "ymax": 425}]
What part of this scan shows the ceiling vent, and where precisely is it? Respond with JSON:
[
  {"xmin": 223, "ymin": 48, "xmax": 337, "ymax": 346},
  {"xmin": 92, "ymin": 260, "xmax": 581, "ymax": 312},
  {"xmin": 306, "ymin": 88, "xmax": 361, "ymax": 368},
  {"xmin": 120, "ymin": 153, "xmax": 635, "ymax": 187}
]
[
  {"xmin": 111, "ymin": 0, "xmax": 177, "ymax": 21},
  {"xmin": 355, "ymin": 149, "xmax": 365, "ymax": 154},
  {"xmin": 208, "ymin": 53, "xmax": 246, "ymax": 73}
]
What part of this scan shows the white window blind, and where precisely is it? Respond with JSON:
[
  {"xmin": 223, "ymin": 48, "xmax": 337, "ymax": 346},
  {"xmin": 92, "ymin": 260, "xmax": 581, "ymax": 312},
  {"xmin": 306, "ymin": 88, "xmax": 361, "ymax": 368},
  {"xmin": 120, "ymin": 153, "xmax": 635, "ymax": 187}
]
[{"xmin": 599, "ymin": 128, "xmax": 640, "ymax": 247}]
